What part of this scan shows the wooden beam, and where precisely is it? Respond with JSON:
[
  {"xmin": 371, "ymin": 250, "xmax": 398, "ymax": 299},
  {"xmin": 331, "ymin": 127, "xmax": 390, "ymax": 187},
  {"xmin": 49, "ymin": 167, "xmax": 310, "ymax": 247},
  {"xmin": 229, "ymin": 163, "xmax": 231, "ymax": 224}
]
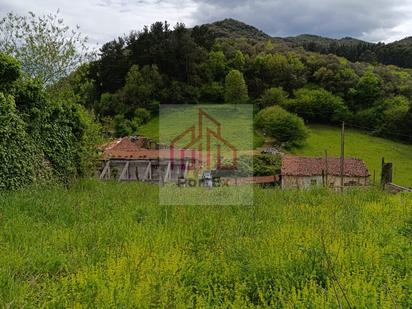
[
  {"xmin": 100, "ymin": 161, "xmax": 110, "ymax": 179},
  {"xmin": 183, "ymin": 160, "xmax": 189, "ymax": 178},
  {"xmin": 143, "ymin": 161, "xmax": 152, "ymax": 181},
  {"xmin": 118, "ymin": 161, "xmax": 130, "ymax": 181},
  {"xmin": 164, "ymin": 161, "xmax": 171, "ymax": 183}
]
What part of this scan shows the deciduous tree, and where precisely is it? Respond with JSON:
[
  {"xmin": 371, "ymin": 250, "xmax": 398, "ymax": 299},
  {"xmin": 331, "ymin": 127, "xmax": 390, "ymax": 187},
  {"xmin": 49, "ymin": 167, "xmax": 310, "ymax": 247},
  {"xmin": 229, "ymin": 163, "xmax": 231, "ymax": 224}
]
[
  {"xmin": 224, "ymin": 69, "xmax": 248, "ymax": 105},
  {"xmin": 0, "ymin": 11, "xmax": 94, "ymax": 84}
]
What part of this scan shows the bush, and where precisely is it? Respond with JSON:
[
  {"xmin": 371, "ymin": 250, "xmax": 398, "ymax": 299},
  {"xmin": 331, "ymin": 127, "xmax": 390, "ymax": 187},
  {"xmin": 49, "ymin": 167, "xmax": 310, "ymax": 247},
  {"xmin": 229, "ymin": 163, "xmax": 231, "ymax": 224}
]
[
  {"xmin": 290, "ymin": 87, "xmax": 349, "ymax": 123},
  {"xmin": 98, "ymin": 92, "xmax": 122, "ymax": 117},
  {"xmin": 379, "ymin": 96, "xmax": 410, "ymax": 137},
  {"xmin": 219, "ymin": 154, "xmax": 281, "ymax": 177},
  {"xmin": 253, "ymin": 154, "xmax": 282, "ymax": 176},
  {"xmin": 258, "ymin": 87, "xmax": 288, "ymax": 109},
  {"xmin": 255, "ymin": 106, "xmax": 309, "ymax": 148},
  {"xmin": 352, "ymin": 96, "xmax": 411, "ymax": 137},
  {"xmin": 133, "ymin": 108, "xmax": 151, "ymax": 125},
  {"xmin": 351, "ymin": 107, "xmax": 382, "ymax": 131},
  {"xmin": 114, "ymin": 114, "xmax": 138, "ymax": 137},
  {"xmin": 0, "ymin": 93, "xmax": 39, "ymax": 189},
  {"xmin": 0, "ymin": 54, "xmax": 101, "ymax": 188},
  {"xmin": 30, "ymin": 101, "xmax": 101, "ymax": 182}
]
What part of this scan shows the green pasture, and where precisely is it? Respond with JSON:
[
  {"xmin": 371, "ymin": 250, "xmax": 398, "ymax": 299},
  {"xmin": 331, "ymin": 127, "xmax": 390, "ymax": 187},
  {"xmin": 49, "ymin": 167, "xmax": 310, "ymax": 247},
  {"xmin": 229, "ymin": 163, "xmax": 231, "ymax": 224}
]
[{"xmin": 0, "ymin": 180, "xmax": 411, "ymax": 307}]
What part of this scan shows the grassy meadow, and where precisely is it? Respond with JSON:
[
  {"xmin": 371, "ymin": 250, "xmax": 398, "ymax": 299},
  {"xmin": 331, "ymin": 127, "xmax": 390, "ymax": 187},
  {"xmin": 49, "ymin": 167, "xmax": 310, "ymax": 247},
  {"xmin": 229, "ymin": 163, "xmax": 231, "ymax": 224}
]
[
  {"xmin": 292, "ymin": 125, "xmax": 412, "ymax": 188},
  {"xmin": 139, "ymin": 105, "xmax": 265, "ymax": 150},
  {"xmin": 0, "ymin": 180, "xmax": 411, "ymax": 307}
]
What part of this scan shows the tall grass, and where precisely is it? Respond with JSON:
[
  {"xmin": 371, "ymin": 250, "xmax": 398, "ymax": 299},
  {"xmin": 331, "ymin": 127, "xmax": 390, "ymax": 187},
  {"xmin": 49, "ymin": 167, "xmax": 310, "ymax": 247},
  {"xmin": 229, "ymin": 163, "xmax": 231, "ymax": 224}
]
[{"xmin": 0, "ymin": 180, "xmax": 411, "ymax": 307}]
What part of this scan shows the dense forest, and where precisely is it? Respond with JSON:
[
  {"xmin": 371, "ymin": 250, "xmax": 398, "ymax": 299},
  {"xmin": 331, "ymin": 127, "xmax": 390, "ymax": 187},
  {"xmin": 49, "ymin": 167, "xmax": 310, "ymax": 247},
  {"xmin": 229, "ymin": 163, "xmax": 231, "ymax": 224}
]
[
  {"xmin": 285, "ymin": 34, "xmax": 412, "ymax": 69},
  {"xmin": 59, "ymin": 19, "xmax": 412, "ymax": 141}
]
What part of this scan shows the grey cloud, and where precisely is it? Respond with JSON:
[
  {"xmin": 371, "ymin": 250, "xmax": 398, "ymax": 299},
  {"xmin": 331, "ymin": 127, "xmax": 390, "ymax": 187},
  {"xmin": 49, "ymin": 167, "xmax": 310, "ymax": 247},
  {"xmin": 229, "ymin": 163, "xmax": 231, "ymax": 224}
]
[
  {"xmin": 0, "ymin": 0, "xmax": 197, "ymax": 46},
  {"xmin": 1, "ymin": 0, "xmax": 411, "ymax": 45},
  {"xmin": 192, "ymin": 0, "xmax": 412, "ymax": 42}
]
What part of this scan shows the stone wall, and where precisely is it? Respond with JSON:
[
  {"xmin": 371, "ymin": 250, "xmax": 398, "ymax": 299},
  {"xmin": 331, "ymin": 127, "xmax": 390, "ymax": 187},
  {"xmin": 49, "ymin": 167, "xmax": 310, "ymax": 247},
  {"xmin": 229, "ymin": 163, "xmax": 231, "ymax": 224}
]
[{"xmin": 282, "ymin": 175, "xmax": 369, "ymax": 189}]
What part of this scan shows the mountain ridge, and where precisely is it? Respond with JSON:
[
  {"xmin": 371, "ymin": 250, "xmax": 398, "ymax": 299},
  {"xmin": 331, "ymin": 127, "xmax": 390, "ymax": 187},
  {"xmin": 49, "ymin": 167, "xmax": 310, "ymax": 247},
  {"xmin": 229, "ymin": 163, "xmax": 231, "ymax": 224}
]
[
  {"xmin": 204, "ymin": 18, "xmax": 271, "ymax": 41},
  {"xmin": 207, "ymin": 18, "xmax": 408, "ymax": 45},
  {"xmin": 204, "ymin": 18, "xmax": 412, "ymax": 68}
]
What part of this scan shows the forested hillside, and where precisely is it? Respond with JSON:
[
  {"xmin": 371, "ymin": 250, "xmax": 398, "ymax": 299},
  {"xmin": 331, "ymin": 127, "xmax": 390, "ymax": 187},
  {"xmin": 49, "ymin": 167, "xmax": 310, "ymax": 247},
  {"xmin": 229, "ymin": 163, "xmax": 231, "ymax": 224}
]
[
  {"xmin": 284, "ymin": 33, "xmax": 412, "ymax": 69},
  {"xmin": 62, "ymin": 19, "xmax": 412, "ymax": 142}
]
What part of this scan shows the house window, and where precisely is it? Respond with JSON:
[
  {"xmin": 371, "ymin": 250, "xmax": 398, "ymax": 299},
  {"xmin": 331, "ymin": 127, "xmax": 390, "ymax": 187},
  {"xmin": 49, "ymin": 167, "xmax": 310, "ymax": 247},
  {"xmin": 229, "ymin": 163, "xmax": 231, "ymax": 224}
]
[{"xmin": 311, "ymin": 179, "xmax": 317, "ymax": 186}]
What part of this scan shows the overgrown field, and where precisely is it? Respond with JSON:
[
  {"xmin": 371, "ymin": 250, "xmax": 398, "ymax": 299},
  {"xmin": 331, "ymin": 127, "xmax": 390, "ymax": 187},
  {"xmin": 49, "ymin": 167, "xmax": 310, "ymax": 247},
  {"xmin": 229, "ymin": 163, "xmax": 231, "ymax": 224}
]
[
  {"xmin": 292, "ymin": 125, "xmax": 412, "ymax": 188},
  {"xmin": 0, "ymin": 180, "xmax": 411, "ymax": 307}
]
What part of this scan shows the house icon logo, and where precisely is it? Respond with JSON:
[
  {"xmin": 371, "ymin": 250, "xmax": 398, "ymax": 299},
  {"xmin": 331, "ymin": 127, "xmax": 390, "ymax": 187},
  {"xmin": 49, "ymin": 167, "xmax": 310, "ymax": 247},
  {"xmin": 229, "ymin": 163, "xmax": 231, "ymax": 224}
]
[{"xmin": 169, "ymin": 108, "xmax": 238, "ymax": 171}]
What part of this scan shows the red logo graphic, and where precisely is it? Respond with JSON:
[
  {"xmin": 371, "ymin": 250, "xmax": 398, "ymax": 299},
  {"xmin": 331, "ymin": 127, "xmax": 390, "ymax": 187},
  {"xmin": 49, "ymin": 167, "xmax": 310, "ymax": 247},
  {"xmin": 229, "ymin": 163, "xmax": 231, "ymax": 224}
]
[{"xmin": 169, "ymin": 108, "xmax": 237, "ymax": 171}]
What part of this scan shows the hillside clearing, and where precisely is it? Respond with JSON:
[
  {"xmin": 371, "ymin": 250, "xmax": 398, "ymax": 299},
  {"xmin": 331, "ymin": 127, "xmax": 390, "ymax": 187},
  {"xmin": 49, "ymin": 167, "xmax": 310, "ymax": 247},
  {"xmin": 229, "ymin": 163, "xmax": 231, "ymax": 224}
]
[
  {"xmin": 139, "ymin": 105, "xmax": 265, "ymax": 150},
  {"xmin": 292, "ymin": 125, "xmax": 412, "ymax": 188}
]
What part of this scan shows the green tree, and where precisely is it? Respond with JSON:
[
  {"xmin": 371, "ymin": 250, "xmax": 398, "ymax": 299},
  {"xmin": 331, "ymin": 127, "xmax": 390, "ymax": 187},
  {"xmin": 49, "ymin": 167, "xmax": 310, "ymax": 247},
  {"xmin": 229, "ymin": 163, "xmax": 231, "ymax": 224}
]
[
  {"xmin": 200, "ymin": 82, "xmax": 224, "ymax": 102},
  {"xmin": 231, "ymin": 50, "xmax": 245, "ymax": 71},
  {"xmin": 0, "ymin": 11, "xmax": 94, "ymax": 84},
  {"xmin": 110, "ymin": 64, "xmax": 162, "ymax": 117},
  {"xmin": 253, "ymin": 52, "xmax": 305, "ymax": 92},
  {"xmin": 290, "ymin": 87, "xmax": 349, "ymax": 123},
  {"xmin": 380, "ymin": 96, "xmax": 410, "ymax": 137},
  {"xmin": 0, "ymin": 52, "xmax": 20, "ymax": 91},
  {"xmin": 255, "ymin": 106, "xmax": 309, "ymax": 148},
  {"xmin": 114, "ymin": 114, "xmax": 138, "ymax": 137},
  {"xmin": 404, "ymin": 105, "xmax": 412, "ymax": 141},
  {"xmin": 355, "ymin": 70, "xmax": 381, "ymax": 109},
  {"xmin": 258, "ymin": 87, "xmax": 288, "ymax": 109},
  {"xmin": 206, "ymin": 50, "xmax": 227, "ymax": 82},
  {"xmin": 191, "ymin": 25, "xmax": 215, "ymax": 50},
  {"xmin": 166, "ymin": 80, "xmax": 200, "ymax": 104},
  {"xmin": 254, "ymin": 53, "xmax": 289, "ymax": 88},
  {"xmin": 47, "ymin": 64, "xmax": 98, "ymax": 111},
  {"xmin": 98, "ymin": 92, "xmax": 121, "ymax": 118},
  {"xmin": 224, "ymin": 69, "xmax": 248, "ymax": 105}
]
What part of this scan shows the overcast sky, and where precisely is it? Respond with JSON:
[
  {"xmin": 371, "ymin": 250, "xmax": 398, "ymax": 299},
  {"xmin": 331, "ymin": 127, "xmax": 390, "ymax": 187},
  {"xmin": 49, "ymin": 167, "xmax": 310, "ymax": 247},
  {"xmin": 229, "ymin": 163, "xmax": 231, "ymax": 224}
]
[{"xmin": 2, "ymin": 0, "xmax": 412, "ymax": 46}]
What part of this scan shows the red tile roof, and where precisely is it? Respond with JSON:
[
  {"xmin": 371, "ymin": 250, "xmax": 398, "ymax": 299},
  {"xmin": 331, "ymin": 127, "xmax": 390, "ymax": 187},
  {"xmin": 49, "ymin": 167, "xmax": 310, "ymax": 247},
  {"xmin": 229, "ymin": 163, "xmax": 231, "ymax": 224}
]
[
  {"xmin": 281, "ymin": 155, "xmax": 369, "ymax": 177},
  {"xmin": 102, "ymin": 137, "xmax": 201, "ymax": 161}
]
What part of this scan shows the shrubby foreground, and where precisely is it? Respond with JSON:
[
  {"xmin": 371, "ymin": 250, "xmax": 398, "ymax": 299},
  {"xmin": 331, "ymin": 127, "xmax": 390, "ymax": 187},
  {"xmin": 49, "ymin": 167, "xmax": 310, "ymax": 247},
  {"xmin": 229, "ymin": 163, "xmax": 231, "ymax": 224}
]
[{"xmin": 0, "ymin": 180, "xmax": 411, "ymax": 307}]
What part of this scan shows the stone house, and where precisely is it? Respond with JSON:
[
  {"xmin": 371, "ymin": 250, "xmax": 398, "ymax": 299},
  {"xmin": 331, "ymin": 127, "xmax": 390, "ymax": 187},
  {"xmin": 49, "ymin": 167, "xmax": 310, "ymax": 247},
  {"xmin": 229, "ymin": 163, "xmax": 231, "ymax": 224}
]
[{"xmin": 281, "ymin": 155, "xmax": 369, "ymax": 189}]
